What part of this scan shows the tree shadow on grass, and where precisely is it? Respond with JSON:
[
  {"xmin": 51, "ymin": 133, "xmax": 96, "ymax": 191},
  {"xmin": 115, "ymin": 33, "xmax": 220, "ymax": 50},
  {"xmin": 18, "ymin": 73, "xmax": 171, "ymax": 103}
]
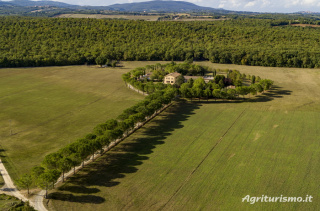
[
  {"xmin": 49, "ymin": 192, "xmax": 105, "ymax": 204},
  {"xmin": 0, "ymin": 149, "xmax": 6, "ymax": 158},
  {"xmin": 50, "ymin": 102, "xmax": 200, "ymax": 203},
  {"xmin": 58, "ymin": 186, "xmax": 100, "ymax": 194},
  {"xmin": 249, "ymin": 85, "xmax": 292, "ymax": 103}
]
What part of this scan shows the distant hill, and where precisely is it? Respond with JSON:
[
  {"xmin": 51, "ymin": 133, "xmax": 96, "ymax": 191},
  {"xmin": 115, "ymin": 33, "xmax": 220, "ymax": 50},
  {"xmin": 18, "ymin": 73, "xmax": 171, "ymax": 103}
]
[
  {"xmin": 0, "ymin": 0, "xmax": 231, "ymax": 13},
  {"xmin": 107, "ymin": 0, "xmax": 226, "ymax": 13},
  {"xmin": 0, "ymin": 1, "xmax": 13, "ymax": 6},
  {"xmin": 0, "ymin": 0, "xmax": 79, "ymax": 8}
]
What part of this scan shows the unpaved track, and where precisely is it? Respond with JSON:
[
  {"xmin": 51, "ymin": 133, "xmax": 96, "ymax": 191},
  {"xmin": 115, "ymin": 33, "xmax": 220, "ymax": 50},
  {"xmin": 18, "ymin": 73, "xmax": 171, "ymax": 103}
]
[{"xmin": 0, "ymin": 159, "xmax": 47, "ymax": 211}]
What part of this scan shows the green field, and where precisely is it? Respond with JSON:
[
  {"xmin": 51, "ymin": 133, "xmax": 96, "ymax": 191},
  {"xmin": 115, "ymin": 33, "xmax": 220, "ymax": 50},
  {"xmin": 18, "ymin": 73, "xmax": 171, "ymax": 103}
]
[
  {"xmin": 0, "ymin": 175, "xmax": 3, "ymax": 187},
  {"xmin": 0, "ymin": 63, "xmax": 156, "ymax": 180},
  {"xmin": 46, "ymin": 62, "xmax": 320, "ymax": 210}
]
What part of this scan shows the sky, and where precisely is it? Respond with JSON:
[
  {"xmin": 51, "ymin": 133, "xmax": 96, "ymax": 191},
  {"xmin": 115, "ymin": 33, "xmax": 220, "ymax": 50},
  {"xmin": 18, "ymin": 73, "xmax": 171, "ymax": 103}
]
[{"xmin": 32, "ymin": 0, "xmax": 320, "ymax": 13}]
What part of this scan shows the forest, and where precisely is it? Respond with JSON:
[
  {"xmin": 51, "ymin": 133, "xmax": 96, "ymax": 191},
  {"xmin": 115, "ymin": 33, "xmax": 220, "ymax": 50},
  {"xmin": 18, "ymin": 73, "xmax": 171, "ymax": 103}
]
[{"xmin": 1, "ymin": 17, "xmax": 320, "ymax": 68}]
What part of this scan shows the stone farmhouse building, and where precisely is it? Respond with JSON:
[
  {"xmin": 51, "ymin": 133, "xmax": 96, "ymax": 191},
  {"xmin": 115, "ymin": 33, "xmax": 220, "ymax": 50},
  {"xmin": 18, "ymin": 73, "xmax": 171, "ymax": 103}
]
[
  {"xmin": 163, "ymin": 72, "xmax": 181, "ymax": 84},
  {"xmin": 164, "ymin": 72, "xmax": 214, "ymax": 84}
]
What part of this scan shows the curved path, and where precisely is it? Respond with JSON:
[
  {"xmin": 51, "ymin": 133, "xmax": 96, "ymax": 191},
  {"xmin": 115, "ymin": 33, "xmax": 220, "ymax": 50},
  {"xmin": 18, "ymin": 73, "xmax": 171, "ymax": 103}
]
[{"xmin": 0, "ymin": 159, "xmax": 47, "ymax": 211}]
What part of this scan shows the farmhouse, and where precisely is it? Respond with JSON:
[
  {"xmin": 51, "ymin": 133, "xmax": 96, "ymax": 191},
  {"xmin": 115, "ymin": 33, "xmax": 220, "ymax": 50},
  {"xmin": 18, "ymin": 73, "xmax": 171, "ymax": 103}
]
[
  {"xmin": 164, "ymin": 72, "xmax": 181, "ymax": 84},
  {"xmin": 164, "ymin": 72, "xmax": 214, "ymax": 84}
]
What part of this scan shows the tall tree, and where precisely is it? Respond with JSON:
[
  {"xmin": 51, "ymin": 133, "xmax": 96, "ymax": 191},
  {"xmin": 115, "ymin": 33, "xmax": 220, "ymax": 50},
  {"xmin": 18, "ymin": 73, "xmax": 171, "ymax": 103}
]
[
  {"xmin": 17, "ymin": 174, "xmax": 33, "ymax": 195},
  {"xmin": 37, "ymin": 169, "xmax": 60, "ymax": 198},
  {"xmin": 57, "ymin": 157, "xmax": 72, "ymax": 182},
  {"xmin": 203, "ymin": 88, "xmax": 212, "ymax": 101}
]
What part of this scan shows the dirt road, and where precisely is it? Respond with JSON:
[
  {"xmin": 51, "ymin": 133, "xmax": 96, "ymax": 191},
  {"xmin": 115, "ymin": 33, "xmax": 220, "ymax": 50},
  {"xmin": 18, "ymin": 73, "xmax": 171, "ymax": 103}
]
[{"xmin": 0, "ymin": 159, "xmax": 47, "ymax": 211}]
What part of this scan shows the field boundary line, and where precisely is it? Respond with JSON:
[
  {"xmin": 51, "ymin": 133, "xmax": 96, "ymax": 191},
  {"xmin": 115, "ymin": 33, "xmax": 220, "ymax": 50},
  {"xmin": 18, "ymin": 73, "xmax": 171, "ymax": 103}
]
[{"xmin": 159, "ymin": 106, "xmax": 248, "ymax": 210}]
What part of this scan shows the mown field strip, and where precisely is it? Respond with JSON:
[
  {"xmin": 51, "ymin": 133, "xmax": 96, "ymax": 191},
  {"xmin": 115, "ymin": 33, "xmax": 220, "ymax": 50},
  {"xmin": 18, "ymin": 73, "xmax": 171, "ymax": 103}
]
[{"xmin": 159, "ymin": 106, "xmax": 248, "ymax": 210}]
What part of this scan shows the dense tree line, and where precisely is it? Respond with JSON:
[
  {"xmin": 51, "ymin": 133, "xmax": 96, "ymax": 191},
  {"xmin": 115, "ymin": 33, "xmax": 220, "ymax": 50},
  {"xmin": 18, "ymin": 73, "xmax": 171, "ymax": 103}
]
[{"xmin": 2, "ymin": 17, "xmax": 320, "ymax": 68}]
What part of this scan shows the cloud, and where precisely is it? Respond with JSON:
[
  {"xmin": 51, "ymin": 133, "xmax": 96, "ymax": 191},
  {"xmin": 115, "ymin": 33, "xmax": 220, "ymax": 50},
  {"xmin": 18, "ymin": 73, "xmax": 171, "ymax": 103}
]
[
  {"xmin": 213, "ymin": 0, "xmax": 320, "ymax": 12},
  {"xmin": 245, "ymin": 1, "xmax": 256, "ymax": 7},
  {"xmin": 284, "ymin": 0, "xmax": 320, "ymax": 7}
]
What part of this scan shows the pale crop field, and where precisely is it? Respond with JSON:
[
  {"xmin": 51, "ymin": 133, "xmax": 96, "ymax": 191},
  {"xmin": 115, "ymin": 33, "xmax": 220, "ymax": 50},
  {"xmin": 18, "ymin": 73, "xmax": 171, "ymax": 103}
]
[
  {"xmin": 47, "ymin": 62, "xmax": 320, "ymax": 210},
  {"xmin": 56, "ymin": 14, "xmax": 160, "ymax": 21},
  {"xmin": 0, "ymin": 63, "xmax": 152, "ymax": 180}
]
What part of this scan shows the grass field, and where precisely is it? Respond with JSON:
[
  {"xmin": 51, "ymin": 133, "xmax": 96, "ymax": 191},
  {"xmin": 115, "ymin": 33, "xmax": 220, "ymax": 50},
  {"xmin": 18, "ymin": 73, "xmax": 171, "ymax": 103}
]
[
  {"xmin": 56, "ymin": 14, "xmax": 160, "ymax": 21},
  {"xmin": 0, "ymin": 175, "xmax": 3, "ymax": 187},
  {"xmin": 46, "ymin": 62, "xmax": 320, "ymax": 210},
  {"xmin": 0, "ymin": 62, "xmax": 164, "ymax": 181}
]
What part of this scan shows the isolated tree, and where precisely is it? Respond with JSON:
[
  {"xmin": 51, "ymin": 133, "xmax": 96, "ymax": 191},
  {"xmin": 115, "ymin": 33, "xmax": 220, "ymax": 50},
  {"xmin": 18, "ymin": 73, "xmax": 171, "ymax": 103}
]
[{"xmin": 17, "ymin": 174, "xmax": 33, "ymax": 194}]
